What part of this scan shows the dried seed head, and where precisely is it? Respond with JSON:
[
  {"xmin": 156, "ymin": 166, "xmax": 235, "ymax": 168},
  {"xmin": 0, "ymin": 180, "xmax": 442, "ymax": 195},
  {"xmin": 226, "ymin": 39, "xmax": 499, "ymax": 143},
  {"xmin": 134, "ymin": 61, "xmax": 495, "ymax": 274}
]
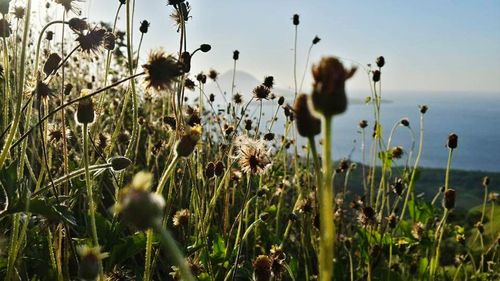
[
  {"xmin": 180, "ymin": 51, "xmax": 191, "ymax": 72},
  {"xmin": 253, "ymin": 85, "xmax": 271, "ymax": 100},
  {"xmin": 0, "ymin": 19, "xmax": 11, "ymax": 38},
  {"xmin": 233, "ymin": 93, "xmax": 243, "ymax": 104},
  {"xmin": 172, "ymin": 209, "xmax": 191, "ymax": 227},
  {"xmin": 376, "ymin": 56, "xmax": 385, "ymax": 68},
  {"xmin": 263, "ymin": 76, "xmax": 274, "ymax": 89},
  {"xmin": 233, "ymin": 50, "xmax": 239, "ymax": 60},
  {"xmin": 359, "ymin": 119, "xmax": 368, "ymax": 129},
  {"xmin": 264, "ymin": 133, "xmax": 275, "ymax": 141},
  {"xmin": 312, "ymin": 36, "xmax": 321, "ymax": 45},
  {"xmin": 294, "ymin": 94, "xmax": 321, "ymax": 137},
  {"xmin": 208, "ymin": 69, "xmax": 218, "ymax": 81},
  {"xmin": 175, "ymin": 125, "xmax": 202, "ymax": 157},
  {"xmin": 372, "ymin": 70, "xmax": 381, "ymax": 82},
  {"xmin": 311, "ymin": 57, "xmax": 356, "ymax": 118},
  {"xmin": 386, "ymin": 213, "xmax": 398, "ymax": 229},
  {"xmin": 196, "ymin": 72, "xmax": 207, "ymax": 84},
  {"xmin": 205, "ymin": 162, "xmax": 215, "ymax": 178},
  {"xmin": 139, "ymin": 20, "xmax": 150, "ymax": 33},
  {"xmin": 46, "ymin": 30, "xmax": 54, "ymax": 41},
  {"xmin": 199, "ymin": 44, "xmax": 211, "ymax": 52},
  {"xmin": 253, "ymin": 255, "xmax": 272, "ymax": 281},
  {"xmin": 475, "ymin": 222, "xmax": 484, "ymax": 234},
  {"xmin": 68, "ymin": 18, "xmax": 88, "ymax": 32},
  {"xmin": 214, "ymin": 161, "xmax": 224, "ymax": 177},
  {"xmin": 35, "ymin": 81, "xmax": 53, "ymax": 100},
  {"xmin": 142, "ymin": 49, "xmax": 183, "ymax": 92},
  {"xmin": 447, "ymin": 133, "xmax": 458, "ymax": 149},
  {"xmin": 13, "ymin": 6, "xmax": 25, "ymax": 19},
  {"xmin": 77, "ymin": 28, "xmax": 106, "ymax": 54},
  {"xmin": 411, "ymin": 222, "xmax": 425, "ymax": 240},
  {"xmin": 55, "ymin": 0, "xmax": 83, "ymax": 14},
  {"xmin": 103, "ymin": 32, "xmax": 116, "ymax": 51},
  {"xmin": 392, "ymin": 177, "xmax": 404, "ymax": 196},
  {"xmin": 77, "ymin": 246, "xmax": 108, "ymax": 281},
  {"xmin": 184, "ymin": 78, "xmax": 196, "ymax": 90},
  {"xmin": 44, "ymin": 53, "xmax": 62, "ymax": 76},
  {"xmin": 390, "ymin": 146, "xmax": 404, "ymax": 159},
  {"xmin": 482, "ymin": 176, "xmax": 490, "ymax": 188},
  {"xmin": 400, "ymin": 118, "xmax": 410, "ymax": 127},
  {"xmin": 64, "ymin": 83, "xmax": 73, "ymax": 96},
  {"xmin": 443, "ymin": 189, "xmax": 456, "ymax": 209},
  {"xmin": 292, "ymin": 14, "xmax": 299, "ymax": 25}
]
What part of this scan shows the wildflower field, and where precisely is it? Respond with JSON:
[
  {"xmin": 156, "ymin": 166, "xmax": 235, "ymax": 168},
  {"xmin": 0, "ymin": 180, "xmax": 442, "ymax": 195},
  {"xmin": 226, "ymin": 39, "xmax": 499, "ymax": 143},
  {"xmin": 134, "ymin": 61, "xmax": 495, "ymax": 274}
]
[{"xmin": 0, "ymin": 1, "xmax": 499, "ymax": 280}]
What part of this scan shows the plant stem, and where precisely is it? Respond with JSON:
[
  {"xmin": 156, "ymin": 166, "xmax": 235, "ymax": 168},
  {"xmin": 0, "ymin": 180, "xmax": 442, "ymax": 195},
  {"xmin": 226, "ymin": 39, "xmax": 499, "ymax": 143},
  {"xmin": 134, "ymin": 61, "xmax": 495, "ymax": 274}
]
[{"xmin": 319, "ymin": 116, "xmax": 335, "ymax": 281}]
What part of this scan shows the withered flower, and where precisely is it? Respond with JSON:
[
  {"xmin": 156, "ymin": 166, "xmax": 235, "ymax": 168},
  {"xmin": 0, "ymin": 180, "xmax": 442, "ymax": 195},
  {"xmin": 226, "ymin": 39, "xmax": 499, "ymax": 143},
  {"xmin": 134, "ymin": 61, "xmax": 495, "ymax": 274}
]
[
  {"xmin": 55, "ymin": 0, "xmax": 83, "ymax": 15},
  {"xmin": 142, "ymin": 49, "xmax": 183, "ymax": 92},
  {"xmin": 253, "ymin": 255, "xmax": 272, "ymax": 281},
  {"xmin": 76, "ymin": 27, "xmax": 106, "ymax": 54},
  {"xmin": 253, "ymin": 85, "xmax": 271, "ymax": 100},
  {"xmin": 236, "ymin": 136, "xmax": 271, "ymax": 175},
  {"xmin": 172, "ymin": 209, "xmax": 191, "ymax": 227},
  {"xmin": 311, "ymin": 57, "xmax": 356, "ymax": 118}
]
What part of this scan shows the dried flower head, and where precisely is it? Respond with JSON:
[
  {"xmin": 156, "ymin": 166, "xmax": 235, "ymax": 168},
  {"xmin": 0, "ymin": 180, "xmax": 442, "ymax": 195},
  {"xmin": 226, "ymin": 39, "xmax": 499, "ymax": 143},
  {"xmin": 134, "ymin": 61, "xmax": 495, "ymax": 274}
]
[
  {"xmin": 447, "ymin": 133, "xmax": 458, "ymax": 149},
  {"xmin": 233, "ymin": 93, "xmax": 243, "ymax": 104},
  {"xmin": 253, "ymin": 255, "xmax": 272, "ymax": 281},
  {"xmin": 44, "ymin": 53, "xmax": 62, "ymax": 76},
  {"xmin": 263, "ymin": 76, "xmax": 274, "ymax": 89},
  {"xmin": 175, "ymin": 125, "xmax": 202, "ymax": 157},
  {"xmin": 357, "ymin": 206, "xmax": 376, "ymax": 227},
  {"xmin": 172, "ymin": 209, "xmax": 191, "ymax": 227},
  {"xmin": 253, "ymin": 85, "xmax": 271, "ymax": 100},
  {"xmin": 55, "ymin": 0, "xmax": 84, "ymax": 14},
  {"xmin": 48, "ymin": 125, "xmax": 71, "ymax": 145},
  {"xmin": 76, "ymin": 27, "xmax": 106, "ymax": 54},
  {"xmin": 139, "ymin": 20, "xmax": 150, "ymax": 33},
  {"xmin": 208, "ymin": 69, "xmax": 218, "ymax": 81},
  {"xmin": 142, "ymin": 49, "xmax": 183, "ymax": 92},
  {"xmin": 77, "ymin": 246, "xmax": 108, "ymax": 281},
  {"xmin": 235, "ymin": 136, "xmax": 272, "ymax": 175},
  {"xmin": 411, "ymin": 222, "xmax": 425, "ymax": 240},
  {"xmin": 311, "ymin": 57, "xmax": 356, "ymax": 118},
  {"xmin": 13, "ymin": 6, "xmax": 25, "ymax": 19}
]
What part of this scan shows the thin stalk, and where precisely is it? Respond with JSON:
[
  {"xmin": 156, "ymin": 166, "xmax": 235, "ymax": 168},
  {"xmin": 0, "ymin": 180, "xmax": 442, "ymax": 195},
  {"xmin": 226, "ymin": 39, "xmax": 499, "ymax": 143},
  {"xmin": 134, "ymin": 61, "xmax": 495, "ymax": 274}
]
[
  {"xmin": 82, "ymin": 123, "xmax": 104, "ymax": 280},
  {"xmin": 319, "ymin": 116, "xmax": 335, "ymax": 281}
]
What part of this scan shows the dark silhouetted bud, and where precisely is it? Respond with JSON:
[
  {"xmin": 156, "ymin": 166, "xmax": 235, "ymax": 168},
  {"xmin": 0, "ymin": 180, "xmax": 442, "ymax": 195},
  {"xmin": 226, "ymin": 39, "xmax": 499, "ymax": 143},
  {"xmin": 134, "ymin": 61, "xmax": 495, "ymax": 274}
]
[
  {"xmin": 139, "ymin": 20, "xmax": 150, "ymax": 33},
  {"xmin": 68, "ymin": 18, "xmax": 88, "ymax": 32},
  {"xmin": 263, "ymin": 76, "xmax": 274, "ymax": 89},
  {"xmin": 376, "ymin": 56, "xmax": 385, "ymax": 68},
  {"xmin": 292, "ymin": 14, "xmax": 299, "ymax": 25},
  {"xmin": 46, "ymin": 30, "xmax": 54, "ymax": 41},
  {"xmin": 119, "ymin": 0, "xmax": 126, "ymax": 4},
  {"xmin": 205, "ymin": 162, "xmax": 215, "ymax": 178},
  {"xmin": 214, "ymin": 161, "xmax": 224, "ymax": 177},
  {"xmin": 359, "ymin": 120, "xmax": 368, "ymax": 129},
  {"xmin": 44, "ymin": 53, "xmax": 62, "ymax": 76},
  {"xmin": 443, "ymin": 189, "xmax": 456, "ymax": 209},
  {"xmin": 64, "ymin": 83, "xmax": 73, "ymax": 96},
  {"xmin": 110, "ymin": 156, "xmax": 132, "ymax": 171},
  {"xmin": 401, "ymin": 118, "xmax": 410, "ymax": 127},
  {"xmin": 264, "ymin": 133, "xmax": 275, "ymax": 141},
  {"xmin": 208, "ymin": 69, "xmax": 218, "ymax": 81},
  {"xmin": 277, "ymin": 96, "xmax": 285, "ymax": 106},
  {"xmin": 0, "ymin": 19, "xmax": 11, "ymax": 37},
  {"xmin": 209, "ymin": 93, "xmax": 215, "ymax": 102},
  {"xmin": 482, "ymin": 176, "xmax": 490, "ymax": 187},
  {"xmin": 200, "ymin": 44, "xmax": 211, "ymax": 52},
  {"xmin": 180, "ymin": 51, "xmax": 191, "ymax": 72},
  {"xmin": 372, "ymin": 70, "xmax": 381, "ymax": 82},
  {"xmin": 311, "ymin": 57, "xmax": 356, "ymax": 117},
  {"xmin": 447, "ymin": 133, "xmax": 458, "ymax": 149},
  {"xmin": 253, "ymin": 255, "xmax": 272, "ymax": 281},
  {"xmin": 233, "ymin": 50, "xmax": 239, "ymax": 60},
  {"xmin": 392, "ymin": 178, "xmax": 404, "ymax": 196},
  {"xmin": 259, "ymin": 212, "xmax": 270, "ymax": 222},
  {"xmin": 419, "ymin": 105, "xmax": 428, "ymax": 114},
  {"xmin": 245, "ymin": 119, "xmax": 252, "ymax": 131},
  {"xmin": 76, "ymin": 95, "xmax": 95, "ymax": 124},
  {"xmin": 78, "ymin": 246, "xmax": 106, "ymax": 281},
  {"xmin": 196, "ymin": 72, "xmax": 207, "ymax": 84},
  {"xmin": 294, "ymin": 94, "xmax": 321, "ymax": 137},
  {"xmin": 312, "ymin": 36, "xmax": 321, "ymax": 45},
  {"xmin": 163, "ymin": 116, "xmax": 176, "ymax": 130}
]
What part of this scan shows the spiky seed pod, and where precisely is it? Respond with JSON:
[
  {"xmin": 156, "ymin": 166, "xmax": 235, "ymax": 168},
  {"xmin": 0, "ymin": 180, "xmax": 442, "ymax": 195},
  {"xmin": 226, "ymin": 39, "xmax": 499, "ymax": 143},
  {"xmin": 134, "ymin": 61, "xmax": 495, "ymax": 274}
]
[
  {"xmin": 443, "ymin": 189, "xmax": 456, "ymax": 209},
  {"xmin": 214, "ymin": 161, "xmax": 224, "ymax": 177},
  {"xmin": 263, "ymin": 76, "xmax": 274, "ymax": 89},
  {"xmin": 103, "ymin": 32, "xmax": 116, "ymax": 51},
  {"xmin": 196, "ymin": 72, "xmax": 207, "ymax": 84},
  {"xmin": 233, "ymin": 93, "xmax": 243, "ymax": 104},
  {"xmin": 36, "ymin": 81, "xmax": 53, "ymax": 100},
  {"xmin": 0, "ymin": 19, "xmax": 11, "ymax": 38},
  {"xmin": 139, "ymin": 20, "xmax": 150, "ymax": 33},
  {"xmin": 372, "ymin": 70, "xmax": 381, "ymax": 82},
  {"xmin": 311, "ymin": 57, "xmax": 356, "ymax": 118},
  {"xmin": 77, "ymin": 28, "xmax": 106, "ymax": 54},
  {"xmin": 205, "ymin": 162, "xmax": 215, "ymax": 178},
  {"xmin": 312, "ymin": 36, "xmax": 321, "ymax": 44},
  {"xmin": 142, "ymin": 49, "xmax": 183, "ymax": 91},
  {"xmin": 253, "ymin": 85, "xmax": 271, "ymax": 100},
  {"xmin": 200, "ymin": 44, "xmax": 211, "ymax": 52},
  {"xmin": 76, "ymin": 94, "xmax": 95, "ymax": 124},
  {"xmin": 233, "ymin": 50, "xmax": 239, "ymax": 60},
  {"xmin": 68, "ymin": 17, "xmax": 88, "ymax": 32},
  {"xmin": 294, "ymin": 94, "xmax": 321, "ymax": 138},
  {"xmin": 419, "ymin": 104, "xmax": 428, "ymax": 114},
  {"xmin": 253, "ymin": 255, "xmax": 272, "ymax": 281},
  {"xmin": 447, "ymin": 133, "xmax": 458, "ymax": 149},
  {"xmin": 110, "ymin": 156, "xmax": 132, "ymax": 172},
  {"xmin": 175, "ymin": 125, "xmax": 201, "ymax": 157},
  {"xmin": 209, "ymin": 93, "xmax": 215, "ymax": 102},
  {"xmin": 292, "ymin": 14, "xmax": 299, "ymax": 25},
  {"xmin": 376, "ymin": 56, "xmax": 385, "ymax": 68},
  {"xmin": 184, "ymin": 78, "xmax": 195, "ymax": 90},
  {"xmin": 43, "ymin": 53, "xmax": 62, "ymax": 76},
  {"xmin": 13, "ymin": 6, "xmax": 25, "ymax": 19}
]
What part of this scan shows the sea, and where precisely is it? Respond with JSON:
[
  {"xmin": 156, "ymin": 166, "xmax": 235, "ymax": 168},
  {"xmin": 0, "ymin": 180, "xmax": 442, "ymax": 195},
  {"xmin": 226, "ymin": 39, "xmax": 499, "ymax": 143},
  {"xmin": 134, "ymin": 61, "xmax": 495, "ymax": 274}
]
[{"xmin": 245, "ymin": 91, "xmax": 500, "ymax": 172}]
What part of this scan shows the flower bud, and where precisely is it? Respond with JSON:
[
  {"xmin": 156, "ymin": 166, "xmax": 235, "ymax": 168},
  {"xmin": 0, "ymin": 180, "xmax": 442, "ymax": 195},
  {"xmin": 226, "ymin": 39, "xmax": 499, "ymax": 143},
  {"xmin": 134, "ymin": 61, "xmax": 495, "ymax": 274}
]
[
  {"xmin": 205, "ymin": 162, "xmax": 215, "ymax": 178},
  {"xmin": 294, "ymin": 94, "xmax": 321, "ymax": 137},
  {"xmin": 482, "ymin": 176, "xmax": 490, "ymax": 188},
  {"xmin": 292, "ymin": 14, "xmax": 299, "ymax": 25},
  {"xmin": 277, "ymin": 96, "xmax": 285, "ymax": 106},
  {"xmin": 103, "ymin": 32, "xmax": 116, "ymax": 51},
  {"xmin": 78, "ymin": 246, "xmax": 108, "ymax": 281},
  {"xmin": 139, "ymin": 20, "xmax": 150, "ymax": 34},
  {"xmin": 76, "ymin": 93, "xmax": 95, "ymax": 124},
  {"xmin": 359, "ymin": 120, "xmax": 368, "ymax": 129},
  {"xmin": 68, "ymin": 18, "xmax": 88, "ymax": 32},
  {"xmin": 372, "ymin": 70, "xmax": 381, "ymax": 82},
  {"xmin": 443, "ymin": 189, "xmax": 456, "ymax": 209},
  {"xmin": 311, "ymin": 57, "xmax": 356, "ymax": 118},
  {"xmin": 376, "ymin": 56, "xmax": 385, "ymax": 68},
  {"xmin": 447, "ymin": 133, "xmax": 458, "ymax": 149},
  {"xmin": 214, "ymin": 161, "xmax": 224, "ymax": 177},
  {"xmin": 46, "ymin": 30, "xmax": 54, "ymax": 41},
  {"xmin": 0, "ymin": 19, "xmax": 11, "ymax": 38},
  {"xmin": 419, "ymin": 105, "xmax": 428, "ymax": 114},
  {"xmin": 400, "ymin": 118, "xmax": 410, "ymax": 127},
  {"xmin": 175, "ymin": 125, "xmax": 201, "ymax": 157},
  {"xmin": 233, "ymin": 50, "xmax": 239, "ymax": 60},
  {"xmin": 43, "ymin": 53, "xmax": 62, "ymax": 76},
  {"xmin": 200, "ymin": 44, "xmax": 211, "ymax": 52},
  {"xmin": 109, "ymin": 156, "xmax": 132, "ymax": 171},
  {"xmin": 253, "ymin": 255, "xmax": 272, "ymax": 281},
  {"xmin": 312, "ymin": 36, "xmax": 321, "ymax": 45}
]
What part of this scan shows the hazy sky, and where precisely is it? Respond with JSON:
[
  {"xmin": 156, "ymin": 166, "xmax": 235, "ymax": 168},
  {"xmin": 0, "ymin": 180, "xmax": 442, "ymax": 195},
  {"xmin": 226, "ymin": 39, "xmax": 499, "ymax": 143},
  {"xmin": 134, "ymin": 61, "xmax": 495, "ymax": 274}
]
[{"xmin": 76, "ymin": 0, "xmax": 500, "ymax": 94}]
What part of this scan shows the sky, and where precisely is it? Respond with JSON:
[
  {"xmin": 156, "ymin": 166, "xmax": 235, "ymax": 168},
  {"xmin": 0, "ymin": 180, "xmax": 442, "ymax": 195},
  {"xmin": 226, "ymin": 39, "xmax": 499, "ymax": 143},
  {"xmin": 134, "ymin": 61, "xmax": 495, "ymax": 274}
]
[{"xmin": 63, "ymin": 0, "xmax": 500, "ymax": 94}]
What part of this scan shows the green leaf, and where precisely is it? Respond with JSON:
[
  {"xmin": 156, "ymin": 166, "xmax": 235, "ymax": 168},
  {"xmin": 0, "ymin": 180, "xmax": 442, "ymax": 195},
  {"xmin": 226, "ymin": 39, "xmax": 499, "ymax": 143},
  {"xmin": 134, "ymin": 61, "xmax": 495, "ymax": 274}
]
[
  {"xmin": 210, "ymin": 235, "xmax": 227, "ymax": 262},
  {"xmin": 108, "ymin": 232, "xmax": 147, "ymax": 267}
]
